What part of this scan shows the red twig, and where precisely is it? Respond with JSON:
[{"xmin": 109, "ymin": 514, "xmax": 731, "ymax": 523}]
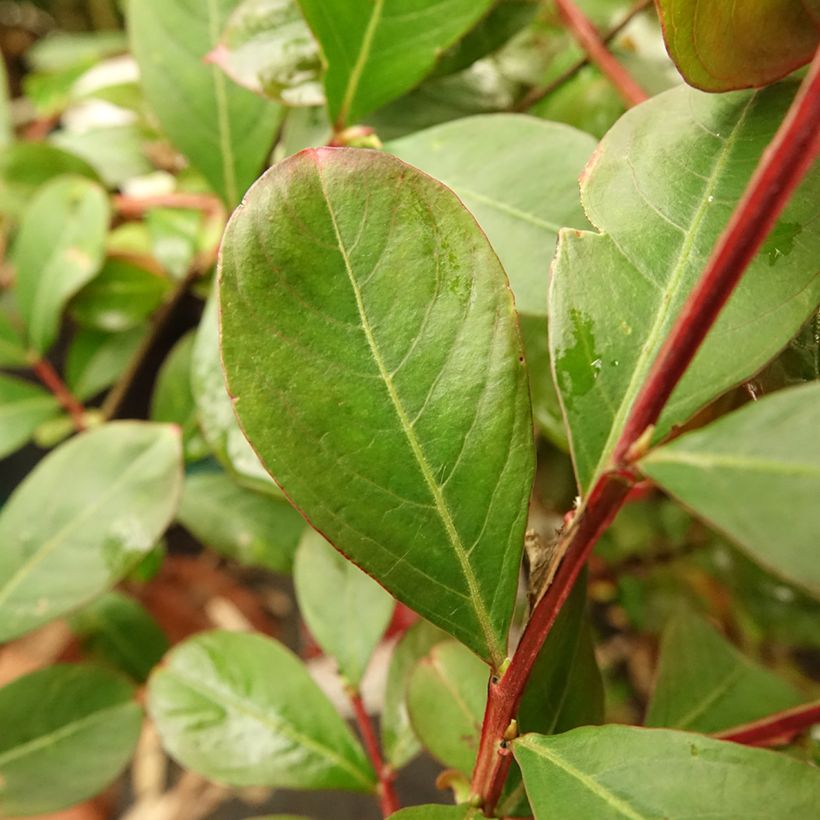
[
  {"xmin": 553, "ymin": 0, "xmax": 648, "ymax": 107},
  {"xmin": 470, "ymin": 43, "xmax": 820, "ymax": 815},
  {"xmin": 31, "ymin": 358, "xmax": 86, "ymax": 432},
  {"xmin": 715, "ymin": 701, "xmax": 820, "ymax": 747},
  {"xmin": 112, "ymin": 193, "xmax": 224, "ymax": 219},
  {"xmin": 348, "ymin": 691, "xmax": 400, "ymax": 817},
  {"xmin": 613, "ymin": 45, "xmax": 820, "ymax": 466}
]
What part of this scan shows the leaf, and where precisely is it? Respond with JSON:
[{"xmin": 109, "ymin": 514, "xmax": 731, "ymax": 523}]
[
  {"xmin": 298, "ymin": 0, "xmax": 495, "ymax": 128},
  {"xmin": 146, "ymin": 207, "xmax": 203, "ymax": 280},
  {"xmin": 0, "ymin": 422, "xmax": 183, "ymax": 643},
  {"xmin": 0, "ymin": 374, "xmax": 61, "ymax": 459},
  {"xmin": 0, "ymin": 54, "xmax": 10, "ymax": 149},
  {"xmin": 550, "ymin": 83, "xmax": 820, "ymax": 493},
  {"xmin": 148, "ymin": 629, "xmax": 375, "ymax": 791},
  {"xmin": 407, "ymin": 641, "xmax": 487, "ymax": 774},
  {"xmin": 0, "ymin": 664, "xmax": 142, "ymax": 817},
  {"xmin": 645, "ymin": 609, "xmax": 803, "ymax": 733},
  {"xmin": 381, "ymin": 619, "xmax": 448, "ymax": 769},
  {"xmin": 640, "ymin": 382, "xmax": 820, "ymax": 596},
  {"xmin": 219, "ymin": 147, "xmax": 534, "ymax": 666},
  {"xmin": 211, "ymin": 0, "xmax": 324, "ymax": 106},
  {"xmin": 0, "ymin": 306, "xmax": 28, "ymax": 368},
  {"xmin": 514, "ymin": 725, "xmax": 820, "ymax": 819},
  {"xmin": 69, "ymin": 591, "xmax": 169, "ymax": 682},
  {"xmin": 12, "ymin": 175, "xmax": 110, "ymax": 354},
  {"xmin": 191, "ymin": 294, "xmax": 278, "ymax": 494},
  {"xmin": 656, "ymin": 0, "xmax": 819, "ymax": 92},
  {"xmin": 389, "ymin": 808, "xmax": 480, "ymax": 819},
  {"xmin": 293, "ymin": 529, "xmax": 394, "ymax": 688},
  {"xmin": 70, "ymin": 256, "xmax": 171, "ymax": 331},
  {"xmin": 388, "ymin": 114, "xmax": 595, "ymax": 317},
  {"xmin": 177, "ymin": 467, "xmax": 306, "ymax": 573},
  {"xmin": 129, "ymin": 0, "xmax": 283, "ymax": 206},
  {"xmin": 65, "ymin": 325, "xmax": 145, "ymax": 401}
]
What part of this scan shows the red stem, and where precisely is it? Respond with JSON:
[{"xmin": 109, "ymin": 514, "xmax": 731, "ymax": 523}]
[
  {"xmin": 612, "ymin": 46, "xmax": 820, "ymax": 466},
  {"xmin": 471, "ymin": 44, "xmax": 820, "ymax": 815},
  {"xmin": 31, "ymin": 358, "xmax": 86, "ymax": 432},
  {"xmin": 553, "ymin": 0, "xmax": 649, "ymax": 107},
  {"xmin": 349, "ymin": 692, "xmax": 400, "ymax": 817},
  {"xmin": 112, "ymin": 193, "xmax": 224, "ymax": 219},
  {"xmin": 715, "ymin": 701, "xmax": 820, "ymax": 747}
]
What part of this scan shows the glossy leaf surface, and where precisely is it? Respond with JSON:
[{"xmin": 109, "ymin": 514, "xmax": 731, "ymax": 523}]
[
  {"xmin": 129, "ymin": 0, "xmax": 283, "ymax": 205},
  {"xmin": 388, "ymin": 114, "xmax": 595, "ymax": 317},
  {"xmin": 298, "ymin": 0, "xmax": 494, "ymax": 127},
  {"xmin": 219, "ymin": 147, "xmax": 534, "ymax": 666},
  {"xmin": 0, "ymin": 374, "xmax": 61, "ymax": 459},
  {"xmin": 656, "ymin": 0, "xmax": 819, "ymax": 91},
  {"xmin": 641, "ymin": 382, "xmax": 820, "ymax": 595},
  {"xmin": 0, "ymin": 664, "xmax": 141, "ymax": 816},
  {"xmin": 293, "ymin": 529, "xmax": 394, "ymax": 687},
  {"xmin": 515, "ymin": 725, "xmax": 820, "ymax": 819},
  {"xmin": 551, "ymin": 84, "xmax": 820, "ymax": 492},
  {"xmin": 178, "ymin": 468, "xmax": 306, "ymax": 573},
  {"xmin": 645, "ymin": 609, "xmax": 803, "ymax": 732},
  {"xmin": 12, "ymin": 175, "xmax": 110, "ymax": 354},
  {"xmin": 0, "ymin": 422, "xmax": 183, "ymax": 642},
  {"xmin": 407, "ymin": 640, "xmax": 487, "ymax": 774},
  {"xmin": 148, "ymin": 630, "xmax": 375, "ymax": 790}
]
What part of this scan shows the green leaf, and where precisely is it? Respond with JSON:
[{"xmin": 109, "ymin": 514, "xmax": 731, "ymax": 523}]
[
  {"xmin": 389, "ymin": 808, "xmax": 480, "ymax": 819},
  {"xmin": 0, "ymin": 422, "xmax": 183, "ymax": 643},
  {"xmin": 129, "ymin": 0, "xmax": 283, "ymax": 206},
  {"xmin": 0, "ymin": 664, "xmax": 142, "ymax": 817},
  {"xmin": 148, "ymin": 629, "xmax": 375, "ymax": 791},
  {"xmin": 298, "ymin": 0, "xmax": 495, "ymax": 128},
  {"xmin": 381, "ymin": 619, "xmax": 448, "ymax": 769},
  {"xmin": 65, "ymin": 325, "xmax": 145, "ymax": 401},
  {"xmin": 293, "ymin": 529, "xmax": 394, "ymax": 688},
  {"xmin": 640, "ymin": 382, "xmax": 820, "ymax": 596},
  {"xmin": 0, "ymin": 374, "xmax": 61, "ymax": 459},
  {"xmin": 178, "ymin": 467, "xmax": 306, "ymax": 573},
  {"xmin": 656, "ymin": 0, "xmax": 819, "ymax": 92},
  {"xmin": 407, "ymin": 641, "xmax": 487, "ymax": 774},
  {"xmin": 0, "ymin": 55, "xmax": 11, "ymax": 149},
  {"xmin": 219, "ymin": 147, "xmax": 534, "ymax": 666},
  {"xmin": 191, "ymin": 294, "xmax": 278, "ymax": 493},
  {"xmin": 514, "ymin": 725, "xmax": 820, "ymax": 819},
  {"xmin": 551, "ymin": 83, "xmax": 820, "ymax": 493},
  {"xmin": 0, "ymin": 307, "xmax": 28, "ymax": 368},
  {"xmin": 388, "ymin": 114, "xmax": 595, "ymax": 317},
  {"xmin": 146, "ymin": 207, "xmax": 203, "ymax": 280},
  {"xmin": 12, "ymin": 175, "xmax": 110, "ymax": 354},
  {"xmin": 70, "ymin": 257, "xmax": 171, "ymax": 332},
  {"xmin": 645, "ymin": 609, "xmax": 803, "ymax": 733},
  {"xmin": 69, "ymin": 591, "xmax": 169, "ymax": 683},
  {"xmin": 211, "ymin": 0, "xmax": 324, "ymax": 106}
]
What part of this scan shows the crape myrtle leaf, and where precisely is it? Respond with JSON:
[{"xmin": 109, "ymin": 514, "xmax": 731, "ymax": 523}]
[
  {"xmin": 0, "ymin": 422, "xmax": 183, "ymax": 643},
  {"xmin": 551, "ymin": 83, "xmax": 820, "ymax": 493},
  {"xmin": 65, "ymin": 325, "xmax": 145, "ymax": 401},
  {"xmin": 148, "ymin": 630, "xmax": 376, "ymax": 791},
  {"xmin": 407, "ymin": 640, "xmax": 487, "ymax": 774},
  {"xmin": 298, "ymin": 0, "xmax": 495, "ymax": 128},
  {"xmin": 293, "ymin": 529, "xmax": 394, "ymax": 687},
  {"xmin": 178, "ymin": 467, "xmax": 306, "ymax": 573},
  {"xmin": 0, "ymin": 304, "xmax": 28, "ymax": 368},
  {"xmin": 0, "ymin": 664, "xmax": 142, "ymax": 817},
  {"xmin": 382, "ymin": 619, "xmax": 448, "ymax": 769},
  {"xmin": 12, "ymin": 175, "xmax": 110, "ymax": 354},
  {"xmin": 640, "ymin": 382, "xmax": 820, "ymax": 596},
  {"xmin": 656, "ymin": 0, "xmax": 819, "ymax": 92},
  {"xmin": 70, "ymin": 256, "xmax": 171, "ymax": 332},
  {"xmin": 146, "ymin": 207, "xmax": 203, "ymax": 281},
  {"xmin": 69, "ymin": 591, "xmax": 169, "ymax": 683},
  {"xmin": 389, "ymin": 808, "xmax": 481, "ymax": 819},
  {"xmin": 645, "ymin": 609, "xmax": 803, "ymax": 733},
  {"xmin": 514, "ymin": 725, "xmax": 820, "ymax": 819},
  {"xmin": 129, "ymin": 0, "xmax": 283, "ymax": 207},
  {"xmin": 191, "ymin": 294, "xmax": 279, "ymax": 495},
  {"xmin": 219, "ymin": 147, "xmax": 534, "ymax": 666},
  {"xmin": 388, "ymin": 114, "xmax": 595, "ymax": 317},
  {"xmin": 211, "ymin": 0, "xmax": 324, "ymax": 106},
  {"xmin": 0, "ymin": 374, "xmax": 61, "ymax": 459}
]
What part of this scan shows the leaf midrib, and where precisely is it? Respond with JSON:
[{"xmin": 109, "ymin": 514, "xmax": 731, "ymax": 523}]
[
  {"xmin": 314, "ymin": 160, "xmax": 504, "ymax": 668},
  {"xmin": 643, "ymin": 449, "xmax": 820, "ymax": 479},
  {"xmin": 586, "ymin": 95, "xmax": 757, "ymax": 491}
]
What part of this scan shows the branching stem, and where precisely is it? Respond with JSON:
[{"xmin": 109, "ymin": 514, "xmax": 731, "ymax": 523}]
[
  {"xmin": 31, "ymin": 357, "xmax": 86, "ymax": 431},
  {"xmin": 715, "ymin": 701, "xmax": 820, "ymax": 747}
]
